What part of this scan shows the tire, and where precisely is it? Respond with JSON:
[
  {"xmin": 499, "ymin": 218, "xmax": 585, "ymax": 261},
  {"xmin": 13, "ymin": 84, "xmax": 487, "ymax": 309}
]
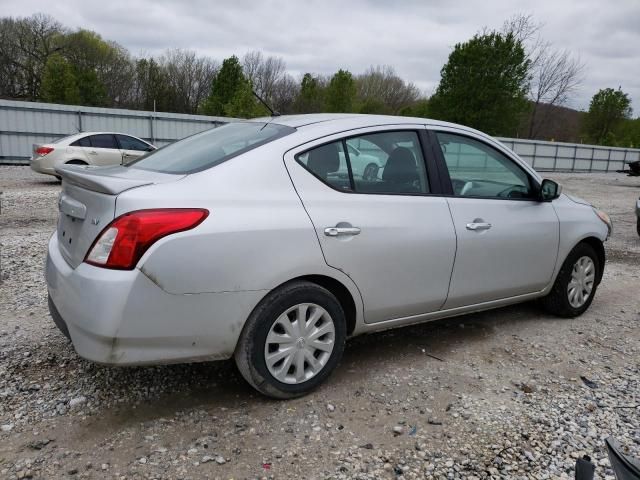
[
  {"xmin": 540, "ymin": 242, "xmax": 600, "ymax": 318},
  {"xmin": 637, "ymin": 217, "xmax": 640, "ymax": 237},
  {"xmin": 234, "ymin": 281, "xmax": 347, "ymax": 399},
  {"xmin": 363, "ymin": 163, "xmax": 379, "ymax": 181}
]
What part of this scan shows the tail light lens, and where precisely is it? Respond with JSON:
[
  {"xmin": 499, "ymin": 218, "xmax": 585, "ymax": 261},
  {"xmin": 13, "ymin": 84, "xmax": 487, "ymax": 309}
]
[
  {"xmin": 36, "ymin": 146, "xmax": 54, "ymax": 156},
  {"xmin": 85, "ymin": 209, "xmax": 209, "ymax": 270}
]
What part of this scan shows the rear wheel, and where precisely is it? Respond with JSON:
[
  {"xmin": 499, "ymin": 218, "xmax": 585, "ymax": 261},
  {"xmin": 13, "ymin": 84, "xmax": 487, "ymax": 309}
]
[
  {"xmin": 637, "ymin": 217, "xmax": 640, "ymax": 237},
  {"xmin": 234, "ymin": 281, "xmax": 346, "ymax": 399},
  {"xmin": 541, "ymin": 242, "xmax": 600, "ymax": 317}
]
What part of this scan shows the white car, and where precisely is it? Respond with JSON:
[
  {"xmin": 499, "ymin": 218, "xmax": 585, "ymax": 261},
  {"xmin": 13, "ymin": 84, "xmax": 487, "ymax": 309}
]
[{"xmin": 30, "ymin": 132, "xmax": 156, "ymax": 178}]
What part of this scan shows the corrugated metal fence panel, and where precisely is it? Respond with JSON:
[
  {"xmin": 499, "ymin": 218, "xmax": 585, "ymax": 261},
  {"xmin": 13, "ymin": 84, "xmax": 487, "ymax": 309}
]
[
  {"xmin": 2, "ymin": 99, "xmax": 639, "ymax": 170},
  {"xmin": 0, "ymin": 99, "xmax": 236, "ymax": 164},
  {"xmin": 496, "ymin": 137, "xmax": 640, "ymax": 172}
]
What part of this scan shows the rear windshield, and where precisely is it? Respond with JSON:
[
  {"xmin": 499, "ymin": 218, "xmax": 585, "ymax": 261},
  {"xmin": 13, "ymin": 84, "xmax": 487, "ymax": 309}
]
[{"xmin": 127, "ymin": 122, "xmax": 295, "ymax": 174}]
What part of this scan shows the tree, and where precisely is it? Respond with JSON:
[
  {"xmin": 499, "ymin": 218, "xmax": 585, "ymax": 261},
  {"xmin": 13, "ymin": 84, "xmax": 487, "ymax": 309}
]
[
  {"xmin": 356, "ymin": 65, "xmax": 420, "ymax": 114},
  {"xmin": 294, "ymin": 73, "xmax": 325, "ymax": 113},
  {"xmin": 161, "ymin": 49, "xmax": 218, "ymax": 113},
  {"xmin": 40, "ymin": 53, "xmax": 79, "ymax": 104},
  {"xmin": 429, "ymin": 31, "xmax": 530, "ymax": 136},
  {"xmin": 399, "ymin": 98, "xmax": 430, "ymax": 118},
  {"xmin": 583, "ymin": 87, "xmax": 633, "ymax": 145},
  {"xmin": 502, "ymin": 14, "xmax": 584, "ymax": 138},
  {"xmin": 325, "ymin": 69, "xmax": 356, "ymax": 113},
  {"xmin": 202, "ymin": 55, "xmax": 253, "ymax": 116},
  {"xmin": 131, "ymin": 58, "xmax": 173, "ymax": 111},
  {"xmin": 0, "ymin": 14, "xmax": 65, "ymax": 100}
]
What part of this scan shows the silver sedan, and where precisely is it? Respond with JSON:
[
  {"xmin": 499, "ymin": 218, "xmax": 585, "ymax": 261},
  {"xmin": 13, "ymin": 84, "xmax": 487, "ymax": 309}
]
[{"xmin": 46, "ymin": 114, "xmax": 612, "ymax": 398}]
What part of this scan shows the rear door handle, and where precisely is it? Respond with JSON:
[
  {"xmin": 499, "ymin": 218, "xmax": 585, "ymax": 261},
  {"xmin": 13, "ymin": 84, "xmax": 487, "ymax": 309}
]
[
  {"xmin": 324, "ymin": 227, "xmax": 361, "ymax": 237},
  {"xmin": 466, "ymin": 222, "xmax": 492, "ymax": 231}
]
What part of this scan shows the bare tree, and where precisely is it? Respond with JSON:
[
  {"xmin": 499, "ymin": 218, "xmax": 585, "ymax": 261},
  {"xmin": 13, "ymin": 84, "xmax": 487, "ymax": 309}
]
[
  {"xmin": 356, "ymin": 65, "xmax": 420, "ymax": 114},
  {"xmin": 503, "ymin": 14, "xmax": 584, "ymax": 138},
  {"xmin": 160, "ymin": 49, "xmax": 219, "ymax": 113},
  {"xmin": 527, "ymin": 47, "xmax": 583, "ymax": 137},
  {"xmin": 242, "ymin": 50, "xmax": 287, "ymax": 106},
  {"xmin": 0, "ymin": 14, "xmax": 65, "ymax": 100},
  {"xmin": 270, "ymin": 73, "xmax": 298, "ymax": 114}
]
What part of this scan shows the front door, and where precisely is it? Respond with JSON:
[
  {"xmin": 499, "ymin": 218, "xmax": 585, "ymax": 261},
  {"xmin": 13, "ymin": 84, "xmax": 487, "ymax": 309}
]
[
  {"xmin": 284, "ymin": 127, "xmax": 457, "ymax": 323},
  {"xmin": 116, "ymin": 134, "xmax": 153, "ymax": 164},
  {"xmin": 432, "ymin": 130, "xmax": 560, "ymax": 309}
]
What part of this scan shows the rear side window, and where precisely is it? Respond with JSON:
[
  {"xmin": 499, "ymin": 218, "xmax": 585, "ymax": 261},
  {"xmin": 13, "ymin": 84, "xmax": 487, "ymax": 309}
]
[
  {"xmin": 296, "ymin": 142, "xmax": 352, "ymax": 191},
  {"xmin": 117, "ymin": 135, "xmax": 151, "ymax": 151},
  {"xmin": 297, "ymin": 131, "xmax": 429, "ymax": 195},
  {"xmin": 89, "ymin": 134, "xmax": 118, "ymax": 149},
  {"xmin": 128, "ymin": 122, "xmax": 295, "ymax": 174},
  {"xmin": 70, "ymin": 136, "xmax": 91, "ymax": 147}
]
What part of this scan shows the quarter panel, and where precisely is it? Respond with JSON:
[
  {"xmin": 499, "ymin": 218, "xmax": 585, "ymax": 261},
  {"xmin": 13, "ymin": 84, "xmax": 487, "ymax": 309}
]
[{"xmin": 121, "ymin": 148, "xmax": 353, "ymax": 297}]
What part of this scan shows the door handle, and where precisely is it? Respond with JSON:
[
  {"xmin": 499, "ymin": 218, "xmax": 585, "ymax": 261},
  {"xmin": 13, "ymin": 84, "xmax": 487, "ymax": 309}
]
[
  {"xmin": 466, "ymin": 222, "xmax": 492, "ymax": 231},
  {"xmin": 88, "ymin": 150, "xmax": 97, "ymax": 155},
  {"xmin": 324, "ymin": 226, "xmax": 361, "ymax": 237}
]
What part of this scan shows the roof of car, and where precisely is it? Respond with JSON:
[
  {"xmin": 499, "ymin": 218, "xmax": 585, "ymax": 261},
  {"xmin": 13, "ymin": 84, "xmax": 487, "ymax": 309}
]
[
  {"xmin": 249, "ymin": 113, "xmax": 477, "ymax": 132},
  {"xmin": 54, "ymin": 132, "xmax": 152, "ymax": 145}
]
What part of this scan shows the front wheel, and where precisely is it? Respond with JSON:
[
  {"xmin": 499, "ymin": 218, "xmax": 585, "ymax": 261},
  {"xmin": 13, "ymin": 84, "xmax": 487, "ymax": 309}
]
[
  {"xmin": 541, "ymin": 242, "xmax": 600, "ymax": 317},
  {"xmin": 234, "ymin": 281, "xmax": 346, "ymax": 399}
]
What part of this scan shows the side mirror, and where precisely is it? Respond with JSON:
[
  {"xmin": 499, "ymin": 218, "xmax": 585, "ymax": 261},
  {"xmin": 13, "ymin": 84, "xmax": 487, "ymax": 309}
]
[{"xmin": 539, "ymin": 179, "xmax": 562, "ymax": 202}]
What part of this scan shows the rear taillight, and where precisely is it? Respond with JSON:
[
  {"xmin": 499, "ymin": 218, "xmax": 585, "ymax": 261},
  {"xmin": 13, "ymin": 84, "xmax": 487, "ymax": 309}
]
[
  {"xmin": 85, "ymin": 209, "xmax": 209, "ymax": 270},
  {"xmin": 36, "ymin": 146, "xmax": 54, "ymax": 156}
]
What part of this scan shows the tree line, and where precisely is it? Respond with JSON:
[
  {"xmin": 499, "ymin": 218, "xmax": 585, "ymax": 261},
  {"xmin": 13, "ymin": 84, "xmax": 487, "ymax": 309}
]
[{"xmin": 0, "ymin": 13, "xmax": 638, "ymax": 148}]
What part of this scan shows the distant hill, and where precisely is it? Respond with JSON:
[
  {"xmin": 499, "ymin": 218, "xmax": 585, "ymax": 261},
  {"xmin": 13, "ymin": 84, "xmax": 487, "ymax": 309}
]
[{"xmin": 515, "ymin": 103, "xmax": 586, "ymax": 143}]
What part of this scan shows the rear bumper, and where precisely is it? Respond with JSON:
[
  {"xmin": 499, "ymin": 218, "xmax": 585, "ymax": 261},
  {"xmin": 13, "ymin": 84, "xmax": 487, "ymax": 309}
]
[
  {"xmin": 46, "ymin": 234, "xmax": 266, "ymax": 365},
  {"xmin": 30, "ymin": 157, "xmax": 57, "ymax": 176}
]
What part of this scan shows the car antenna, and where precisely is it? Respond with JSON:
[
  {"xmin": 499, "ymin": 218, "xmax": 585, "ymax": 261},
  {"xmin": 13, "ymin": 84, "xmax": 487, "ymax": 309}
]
[{"xmin": 253, "ymin": 91, "xmax": 280, "ymax": 117}]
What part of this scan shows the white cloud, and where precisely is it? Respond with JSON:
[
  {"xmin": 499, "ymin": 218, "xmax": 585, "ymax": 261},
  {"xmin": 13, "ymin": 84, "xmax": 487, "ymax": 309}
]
[{"xmin": 1, "ymin": 0, "xmax": 638, "ymax": 112}]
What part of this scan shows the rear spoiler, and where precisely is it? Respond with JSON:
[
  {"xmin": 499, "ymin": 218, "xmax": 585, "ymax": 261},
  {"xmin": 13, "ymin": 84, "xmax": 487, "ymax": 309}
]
[{"xmin": 55, "ymin": 165, "xmax": 154, "ymax": 195}]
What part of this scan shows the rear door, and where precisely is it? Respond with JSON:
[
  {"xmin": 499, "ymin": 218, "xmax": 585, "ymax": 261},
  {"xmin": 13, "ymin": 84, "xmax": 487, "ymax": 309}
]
[
  {"xmin": 68, "ymin": 135, "xmax": 92, "ymax": 162},
  {"xmin": 86, "ymin": 134, "xmax": 122, "ymax": 166},
  {"xmin": 430, "ymin": 129, "xmax": 559, "ymax": 308},
  {"xmin": 116, "ymin": 134, "xmax": 153, "ymax": 164},
  {"xmin": 284, "ymin": 126, "xmax": 457, "ymax": 324}
]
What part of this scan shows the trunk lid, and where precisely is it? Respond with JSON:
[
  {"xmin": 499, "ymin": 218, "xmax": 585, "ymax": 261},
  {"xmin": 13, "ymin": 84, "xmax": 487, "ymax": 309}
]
[{"xmin": 55, "ymin": 165, "xmax": 184, "ymax": 268}]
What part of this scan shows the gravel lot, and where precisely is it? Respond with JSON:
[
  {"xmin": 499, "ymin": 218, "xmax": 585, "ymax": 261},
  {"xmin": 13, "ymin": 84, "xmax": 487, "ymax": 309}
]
[{"xmin": 0, "ymin": 166, "xmax": 639, "ymax": 480}]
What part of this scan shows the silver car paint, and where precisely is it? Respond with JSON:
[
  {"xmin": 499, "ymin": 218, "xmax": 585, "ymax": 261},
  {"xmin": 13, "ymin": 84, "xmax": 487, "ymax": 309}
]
[
  {"xmin": 283, "ymin": 125, "xmax": 457, "ymax": 323},
  {"xmin": 45, "ymin": 114, "xmax": 609, "ymax": 366}
]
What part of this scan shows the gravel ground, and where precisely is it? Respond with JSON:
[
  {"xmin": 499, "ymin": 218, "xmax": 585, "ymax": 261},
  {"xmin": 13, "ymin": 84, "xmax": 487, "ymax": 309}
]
[{"xmin": 0, "ymin": 166, "xmax": 639, "ymax": 480}]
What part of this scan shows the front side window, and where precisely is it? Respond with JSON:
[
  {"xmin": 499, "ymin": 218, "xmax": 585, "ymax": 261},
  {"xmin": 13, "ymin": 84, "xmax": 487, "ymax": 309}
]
[
  {"xmin": 89, "ymin": 134, "xmax": 118, "ymax": 149},
  {"xmin": 117, "ymin": 135, "xmax": 151, "ymax": 151},
  {"xmin": 436, "ymin": 132, "xmax": 533, "ymax": 199},
  {"xmin": 297, "ymin": 131, "xmax": 429, "ymax": 195},
  {"xmin": 128, "ymin": 122, "xmax": 294, "ymax": 174}
]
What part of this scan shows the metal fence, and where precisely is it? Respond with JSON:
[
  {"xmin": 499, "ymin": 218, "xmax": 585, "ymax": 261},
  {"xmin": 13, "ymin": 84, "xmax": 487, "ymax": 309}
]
[
  {"xmin": 497, "ymin": 137, "xmax": 640, "ymax": 172},
  {"xmin": 1, "ymin": 99, "xmax": 639, "ymax": 171},
  {"xmin": 0, "ymin": 99, "xmax": 236, "ymax": 165}
]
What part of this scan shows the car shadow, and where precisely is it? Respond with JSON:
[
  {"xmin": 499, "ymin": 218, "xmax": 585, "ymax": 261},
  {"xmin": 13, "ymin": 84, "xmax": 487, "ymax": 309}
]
[{"xmin": 74, "ymin": 300, "xmax": 557, "ymax": 431}]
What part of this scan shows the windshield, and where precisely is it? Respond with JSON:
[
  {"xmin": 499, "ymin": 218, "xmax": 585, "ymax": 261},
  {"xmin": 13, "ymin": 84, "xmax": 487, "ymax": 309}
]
[{"xmin": 127, "ymin": 122, "xmax": 295, "ymax": 174}]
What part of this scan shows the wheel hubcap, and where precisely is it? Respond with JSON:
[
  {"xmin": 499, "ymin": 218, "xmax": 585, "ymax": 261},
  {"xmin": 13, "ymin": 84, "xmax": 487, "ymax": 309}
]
[
  {"xmin": 567, "ymin": 256, "xmax": 595, "ymax": 308},
  {"xmin": 264, "ymin": 303, "xmax": 335, "ymax": 384}
]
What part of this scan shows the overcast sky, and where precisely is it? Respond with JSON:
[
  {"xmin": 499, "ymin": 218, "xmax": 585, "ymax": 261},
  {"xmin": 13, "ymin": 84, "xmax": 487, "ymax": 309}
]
[{"xmin": 2, "ymin": 0, "xmax": 639, "ymax": 113}]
